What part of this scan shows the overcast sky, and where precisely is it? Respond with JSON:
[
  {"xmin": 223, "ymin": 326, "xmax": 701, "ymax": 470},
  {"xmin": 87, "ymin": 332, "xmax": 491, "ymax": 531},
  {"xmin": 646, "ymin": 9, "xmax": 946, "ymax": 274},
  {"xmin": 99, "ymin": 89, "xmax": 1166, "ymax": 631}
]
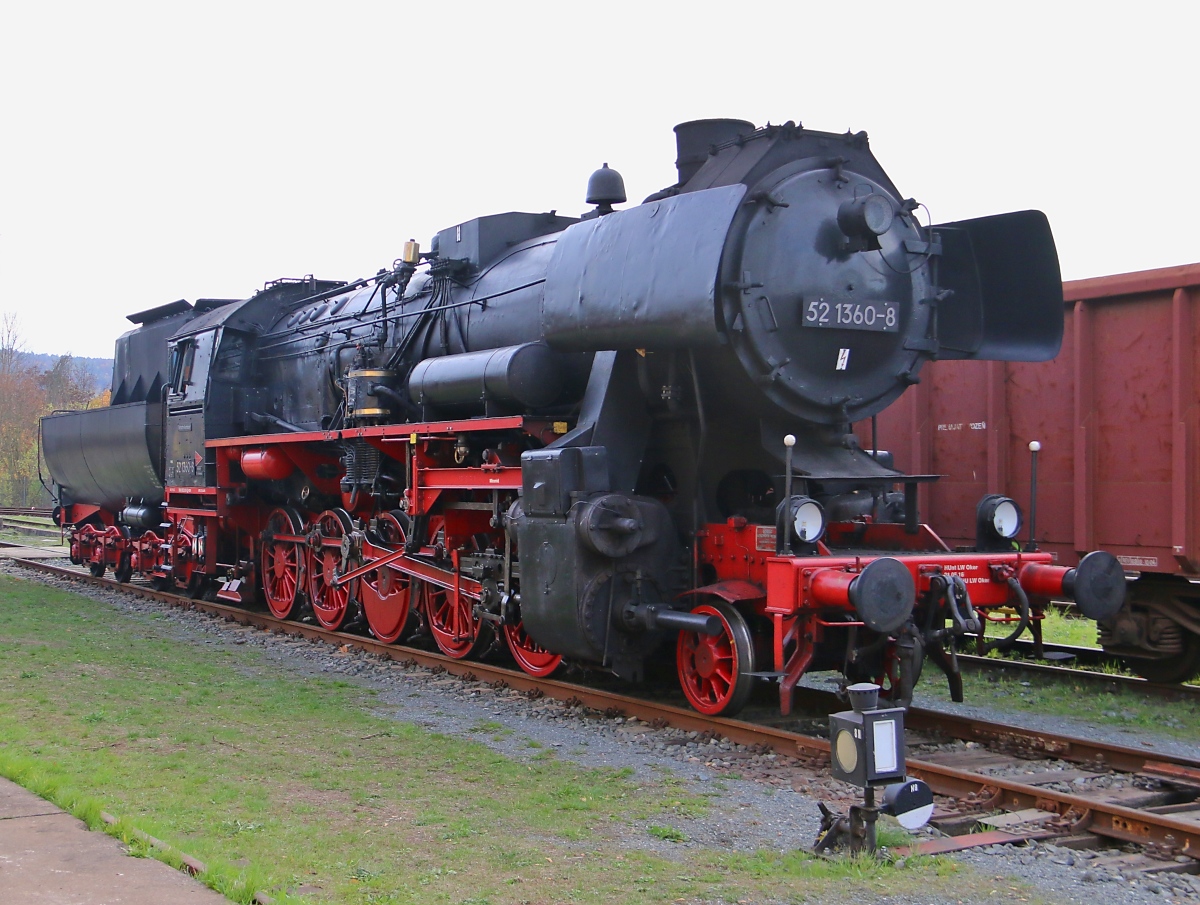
[{"xmin": 1, "ymin": 2, "xmax": 1195, "ymax": 359}]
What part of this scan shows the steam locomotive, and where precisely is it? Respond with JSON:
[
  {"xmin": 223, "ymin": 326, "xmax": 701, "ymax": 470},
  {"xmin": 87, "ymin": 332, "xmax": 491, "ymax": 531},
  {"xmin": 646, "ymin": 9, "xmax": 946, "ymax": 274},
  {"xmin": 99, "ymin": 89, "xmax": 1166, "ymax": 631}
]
[{"xmin": 43, "ymin": 119, "xmax": 1126, "ymax": 716}]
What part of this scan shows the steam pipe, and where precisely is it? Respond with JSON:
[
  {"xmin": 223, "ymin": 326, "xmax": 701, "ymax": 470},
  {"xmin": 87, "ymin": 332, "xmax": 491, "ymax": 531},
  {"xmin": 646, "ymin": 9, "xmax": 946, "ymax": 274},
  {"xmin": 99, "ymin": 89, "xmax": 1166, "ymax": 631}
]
[{"xmin": 249, "ymin": 412, "xmax": 305, "ymax": 433}]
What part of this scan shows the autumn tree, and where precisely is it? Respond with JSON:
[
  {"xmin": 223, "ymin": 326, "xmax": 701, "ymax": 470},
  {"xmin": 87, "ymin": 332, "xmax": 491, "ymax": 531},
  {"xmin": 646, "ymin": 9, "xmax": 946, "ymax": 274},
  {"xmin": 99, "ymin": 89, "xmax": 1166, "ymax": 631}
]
[
  {"xmin": 0, "ymin": 314, "xmax": 44, "ymax": 505},
  {"xmin": 0, "ymin": 315, "xmax": 110, "ymax": 505},
  {"xmin": 40, "ymin": 354, "xmax": 96, "ymax": 411}
]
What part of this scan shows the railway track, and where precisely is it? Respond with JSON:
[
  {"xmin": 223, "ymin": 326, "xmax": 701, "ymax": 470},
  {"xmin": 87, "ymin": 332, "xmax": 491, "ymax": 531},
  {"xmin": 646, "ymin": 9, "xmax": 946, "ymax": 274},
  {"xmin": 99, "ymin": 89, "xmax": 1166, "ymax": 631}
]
[
  {"xmin": 966, "ymin": 635, "xmax": 1122, "ymax": 669},
  {"xmin": 0, "ymin": 507, "xmax": 53, "ymax": 519},
  {"xmin": 954, "ymin": 650, "xmax": 1200, "ymax": 699},
  {"xmin": 7, "ymin": 554, "xmax": 1200, "ymax": 872},
  {"xmin": 4, "ymin": 538, "xmax": 1191, "ymax": 700},
  {"xmin": 0, "ymin": 511, "xmax": 61, "ymax": 542}
]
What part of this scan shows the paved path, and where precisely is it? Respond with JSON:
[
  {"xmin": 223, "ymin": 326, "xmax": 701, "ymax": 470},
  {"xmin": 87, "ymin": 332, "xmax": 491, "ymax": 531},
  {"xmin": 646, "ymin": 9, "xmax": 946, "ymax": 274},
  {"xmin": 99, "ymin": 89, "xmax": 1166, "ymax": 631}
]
[{"xmin": 0, "ymin": 778, "xmax": 229, "ymax": 903}]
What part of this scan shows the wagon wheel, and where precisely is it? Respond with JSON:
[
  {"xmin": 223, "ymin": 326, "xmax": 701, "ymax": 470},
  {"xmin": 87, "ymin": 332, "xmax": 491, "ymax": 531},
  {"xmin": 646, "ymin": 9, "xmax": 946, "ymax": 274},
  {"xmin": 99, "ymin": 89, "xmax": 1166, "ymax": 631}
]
[
  {"xmin": 360, "ymin": 511, "xmax": 415, "ymax": 644},
  {"xmin": 306, "ymin": 509, "xmax": 358, "ymax": 631},
  {"xmin": 261, "ymin": 507, "xmax": 306, "ymax": 619},
  {"xmin": 503, "ymin": 619, "xmax": 562, "ymax": 677},
  {"xmin": 1125, "ymin": 633, "xmax": 1200, "ymax": 684},
  {"xmin": 676, "ymin": 599, "xmax": 757, "ymax": 717}
]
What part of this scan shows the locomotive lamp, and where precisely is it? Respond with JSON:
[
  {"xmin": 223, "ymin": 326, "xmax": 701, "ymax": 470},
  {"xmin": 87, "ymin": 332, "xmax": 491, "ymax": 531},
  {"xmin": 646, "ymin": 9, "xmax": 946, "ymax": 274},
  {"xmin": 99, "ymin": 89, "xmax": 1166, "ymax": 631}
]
[
  {"xmin": 837, "ymin": 192, "xmax": 895, "ymax": 252},
  {"xmin": 778, "ymin": 434, "xmax": 827, "ymax": 553},
  {"xmin": 789, "ymin": 496, "xmax": 826, "ymax": 543},
  {"xmin": 837, "ymin": 193, "xmax": 895, "ymax": 238},
  {"xmin": 975, "ymin": 494, "xmax": 1023, "ymax": 551},
  {"xmin": 828, "ymin": 682, "xmax": 908, "ymax": 852}
]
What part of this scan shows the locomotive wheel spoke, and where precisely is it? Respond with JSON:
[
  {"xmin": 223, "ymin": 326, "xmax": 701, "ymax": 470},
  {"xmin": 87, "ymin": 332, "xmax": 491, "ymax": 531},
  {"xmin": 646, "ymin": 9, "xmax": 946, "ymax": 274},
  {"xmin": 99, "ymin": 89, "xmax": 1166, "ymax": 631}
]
[
  {"xmin": 307, "ymin": 509, "xmax": 357, "ymax": 631},
  {"xmin": 424, "ymin": 583, "xmax": 490, "ymax": 659},
  {"xmin": 261, "ymin": 507, "xmax": 304, "ymax": 619},
  {"xmin": 676, "ymin": 600, "xmax": 756, "ymax": 717},
  {"xmin": 416, "ymin": 514, "xmax": 490, "ymax": 658},
  {"xmin": 361, "ymin": 511, "xmax": 413, "ymax": 644},
  {"xmin": 503, "ymin": 620, "xmax": 562, "ymax": 677}
]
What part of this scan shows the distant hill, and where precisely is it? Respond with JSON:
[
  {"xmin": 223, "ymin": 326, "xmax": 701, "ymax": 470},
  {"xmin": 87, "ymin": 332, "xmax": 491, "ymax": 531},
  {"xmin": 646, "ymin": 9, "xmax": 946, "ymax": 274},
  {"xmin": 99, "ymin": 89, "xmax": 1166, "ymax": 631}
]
[{"xmin": 22, "ymin": 353, "xmax": 112, "ymax": 394}]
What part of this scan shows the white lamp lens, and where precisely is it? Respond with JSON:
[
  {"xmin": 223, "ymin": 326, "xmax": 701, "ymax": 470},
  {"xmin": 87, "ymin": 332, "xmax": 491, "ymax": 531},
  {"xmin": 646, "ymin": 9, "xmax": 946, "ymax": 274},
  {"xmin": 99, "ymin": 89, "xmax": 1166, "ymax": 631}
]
[
  {"xmin": 872, "ymin": 719, "xmax": 898, "ymax": 773},
  {"xmin": 793, "ymin": 500, "xmax": 825, "ymax": 543},
  {"xmin": 992, "ymin": 500, "xmax": 1020, "ymax": 538}
]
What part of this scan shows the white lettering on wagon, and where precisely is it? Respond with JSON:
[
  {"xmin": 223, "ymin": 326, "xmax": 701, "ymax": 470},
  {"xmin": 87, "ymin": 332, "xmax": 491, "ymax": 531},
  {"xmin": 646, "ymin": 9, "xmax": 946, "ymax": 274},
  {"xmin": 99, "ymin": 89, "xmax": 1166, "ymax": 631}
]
[
  {"xmin": 936, "ymin": 422, "xmax": 988, "ymax": 432},
  {"xmin": 1117, "ymin": 555, "xmax": 1158, "ymax": 568}
]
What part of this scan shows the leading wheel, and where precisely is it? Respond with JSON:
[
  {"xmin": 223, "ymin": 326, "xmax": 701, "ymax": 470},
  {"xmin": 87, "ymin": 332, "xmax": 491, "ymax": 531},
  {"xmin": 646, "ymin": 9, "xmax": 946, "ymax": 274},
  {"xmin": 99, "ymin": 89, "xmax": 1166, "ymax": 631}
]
[
  {"xmin": 261, "ymin": 507, "xmax": 305, "ymax": 619},
  {"xmin": 503, "ymin": 619, "xmax": 562, "ymax": 677},
  {"xmin": 361, "ymin": 511, "xmax": 414, "ymax": 643},
  {"xmin": 676, "ymin": 599, "xmax": 757, "ymax": 717},
  {"xmin": 307, "ymin": 509, "xmax": 358, "ymax": 631}
]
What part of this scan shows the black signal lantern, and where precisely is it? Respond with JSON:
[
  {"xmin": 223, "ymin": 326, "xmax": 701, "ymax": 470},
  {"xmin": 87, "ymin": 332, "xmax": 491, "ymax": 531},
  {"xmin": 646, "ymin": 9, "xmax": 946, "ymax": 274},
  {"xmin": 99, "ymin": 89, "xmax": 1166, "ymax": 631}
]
[
  {"xmin": 827, "ymin": 682, "xmax": 908, "ymax": 853},
  {"xmin": 829, "ymin": 683, "xmax": 907, "ymax": 788}
]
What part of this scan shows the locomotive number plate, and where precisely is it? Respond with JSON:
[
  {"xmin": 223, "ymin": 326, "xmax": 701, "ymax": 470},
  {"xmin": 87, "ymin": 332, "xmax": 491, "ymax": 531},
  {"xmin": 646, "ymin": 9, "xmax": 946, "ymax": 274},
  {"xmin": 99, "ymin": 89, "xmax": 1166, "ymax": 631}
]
[{"xmin": 802, "ymin": 298, "xmax": 899, "ymax": 333}]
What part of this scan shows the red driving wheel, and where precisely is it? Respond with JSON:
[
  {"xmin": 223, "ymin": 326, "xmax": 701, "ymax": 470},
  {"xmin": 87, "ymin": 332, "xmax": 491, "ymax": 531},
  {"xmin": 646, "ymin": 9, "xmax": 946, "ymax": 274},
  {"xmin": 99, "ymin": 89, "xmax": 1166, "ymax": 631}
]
[
  {"xmin": 503, "ymin": 620, "xmax": 562, "ymax": 677},
  {"xmin": 307, "ymin": 509, "xmax": 358, "ymax": 630},
  {"xmin": 261, "ymin": 508, "xmax": 305, "ymax": 619},
  {"xmin": 360, "ymin": 511, "xmax": 413, "ymax": 643},
  {"xmin": 424, "ymin": 582, "xmax": 491, "ymax": 659}
]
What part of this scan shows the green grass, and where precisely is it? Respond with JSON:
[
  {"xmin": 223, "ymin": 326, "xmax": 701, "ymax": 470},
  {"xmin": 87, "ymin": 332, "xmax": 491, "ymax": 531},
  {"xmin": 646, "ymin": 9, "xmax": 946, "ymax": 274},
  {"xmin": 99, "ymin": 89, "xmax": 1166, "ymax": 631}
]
[
  {"xmin": 917, "ymin": 669, "xmax": 1200, "ymax": 739},
  {"xmin": 981, "ymin": 606, "xmax": 1098, "ymax": 648},
  {"xmin": 0, "ymin": 573, "xmax": 998, "ymax": 903},
  {"xmin": 0, "ymin": 530, "xmax": 65, "ymax": 547},
  {"xmin": 980, "ymin": 604, "xmax": 1200, "ymax": 685}
]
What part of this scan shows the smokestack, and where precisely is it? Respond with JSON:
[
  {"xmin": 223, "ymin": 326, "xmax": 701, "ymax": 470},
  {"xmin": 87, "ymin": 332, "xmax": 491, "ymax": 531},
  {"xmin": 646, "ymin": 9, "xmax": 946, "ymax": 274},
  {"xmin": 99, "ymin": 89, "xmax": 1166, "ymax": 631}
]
[{"xmin": 673, "ymin": 119, "xmax": 754, "ymax": 185}]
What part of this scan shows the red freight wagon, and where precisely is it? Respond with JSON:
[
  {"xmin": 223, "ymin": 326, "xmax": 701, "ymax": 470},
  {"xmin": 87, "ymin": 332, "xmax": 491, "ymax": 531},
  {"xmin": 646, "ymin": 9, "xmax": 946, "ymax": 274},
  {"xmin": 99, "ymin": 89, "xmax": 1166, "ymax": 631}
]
[{"xmin": 866, "ymin": 263, "xmax": 1200, "ymax": 682}]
